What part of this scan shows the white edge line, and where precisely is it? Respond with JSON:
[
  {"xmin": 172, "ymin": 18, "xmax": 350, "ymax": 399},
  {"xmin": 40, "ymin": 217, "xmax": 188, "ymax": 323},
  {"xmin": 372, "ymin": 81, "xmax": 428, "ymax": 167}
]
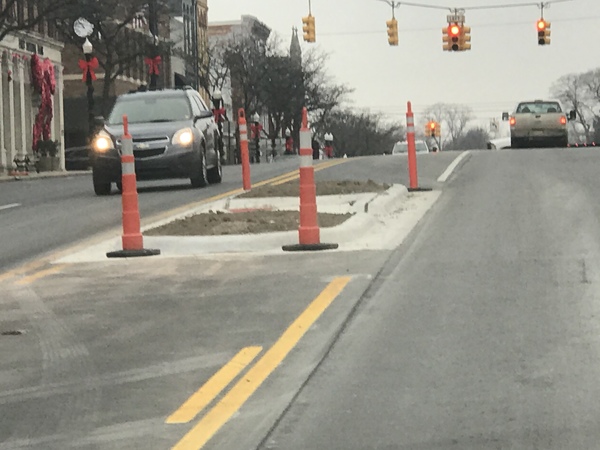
[
  {"xmin": 437, "ymin": 151, "xmax": 470, "ymax": 183},
  {"xmin": 0, "ymin": 203, "xmax": 21, "ymax": 211}
]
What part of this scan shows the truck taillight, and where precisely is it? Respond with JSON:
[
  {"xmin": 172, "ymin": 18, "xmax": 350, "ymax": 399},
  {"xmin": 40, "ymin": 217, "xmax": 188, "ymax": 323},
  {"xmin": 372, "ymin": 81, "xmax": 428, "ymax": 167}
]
[
  {"xmin": 560, "ymin": 116, "xmax": 567, "ymax": 125},
  {"xmin": 509, "ymin": 117, "xmax": 516, "ymax": 126}
]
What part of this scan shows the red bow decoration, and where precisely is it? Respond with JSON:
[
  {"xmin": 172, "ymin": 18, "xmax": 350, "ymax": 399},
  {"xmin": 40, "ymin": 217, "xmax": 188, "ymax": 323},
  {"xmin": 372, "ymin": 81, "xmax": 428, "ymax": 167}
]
[
  {"xmin": 212, "ymin": 107, "xmax": 226, "ymax": 122},
  {"xmin": 78, "ymin": 57, "xmax": 99, "ymax": 82},
  {"xmin": 144, "ymin": 55, "xmax": 162, "ymax": 75},
  {"xmin": 250, "ymin": 123, "xmax": 263, "ymax": 139}
]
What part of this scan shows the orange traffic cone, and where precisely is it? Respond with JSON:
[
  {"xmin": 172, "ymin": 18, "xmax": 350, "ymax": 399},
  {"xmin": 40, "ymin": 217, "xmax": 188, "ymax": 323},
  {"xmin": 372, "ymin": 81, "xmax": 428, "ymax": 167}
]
[
  {"xmin": 107, "ymin": 114, "xmax": 160, "ymax": 258},
  {"xmin": 282, "ymin": 107, "xmax": 338, "ymax": 252}
]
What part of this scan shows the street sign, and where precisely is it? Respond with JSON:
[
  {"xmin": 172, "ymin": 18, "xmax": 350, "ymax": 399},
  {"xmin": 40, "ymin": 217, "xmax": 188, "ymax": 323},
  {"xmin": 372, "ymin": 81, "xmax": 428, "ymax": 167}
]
[{"xmin": 446, "ymin": 14, "xmax": 465, "ymax": 23}]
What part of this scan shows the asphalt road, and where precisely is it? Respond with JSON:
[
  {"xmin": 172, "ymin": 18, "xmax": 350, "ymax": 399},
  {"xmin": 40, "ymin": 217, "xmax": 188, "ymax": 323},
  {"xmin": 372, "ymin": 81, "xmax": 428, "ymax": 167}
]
[
  {"xmin": 255, "ymin": 147, "xmax": 600, "ymax": 449},
  {"xmin": 0, "ymin": 150, "xmax": 460, "ymax": 450}
]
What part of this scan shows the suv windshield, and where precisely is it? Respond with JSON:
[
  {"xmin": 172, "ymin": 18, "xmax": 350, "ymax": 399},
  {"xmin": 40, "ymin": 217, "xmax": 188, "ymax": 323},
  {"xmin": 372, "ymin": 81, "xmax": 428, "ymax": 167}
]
[
  {"xmin": 516, "ymin": 102, "xmax": 562, "ymax": 114},
  {"xmin": 107, "ymin": 96, "xmax": 192, "ymax": 125}
]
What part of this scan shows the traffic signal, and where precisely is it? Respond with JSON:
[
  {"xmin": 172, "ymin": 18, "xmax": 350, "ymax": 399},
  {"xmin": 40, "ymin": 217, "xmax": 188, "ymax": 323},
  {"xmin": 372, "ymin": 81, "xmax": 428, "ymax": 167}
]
[
  {"xmin": 459, "ymin": 25, "xmax": 471, "ymax": 51},
  {"xmin": 443, "ymin": 23, "xmax": 461, "ymax": 51},
  {"xmin": 537, "ymin": 19, "xmax": 550, "ymax": 45},
  {"xmin": 302, "ymin": 15, "xmax": 316, "ymax": 43},
  {"xmin": 425, "ymin": 121, "xmax": 441, "ymax": 137},
  {"xmin": 442, "ymin": 26, "xmax": 449, "ymax": 51},
  {"xmin": 386, "ymin": 18, "xmax": 398, "ymax": 46},
  {"xmin": 428, "ymin": 121, "xmax": 436, "ymax": 137}
]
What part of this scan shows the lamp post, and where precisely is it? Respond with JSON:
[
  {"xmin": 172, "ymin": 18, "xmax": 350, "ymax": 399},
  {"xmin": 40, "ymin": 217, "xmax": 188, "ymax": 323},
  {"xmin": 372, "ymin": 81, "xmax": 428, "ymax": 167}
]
[
  {"xmin": 82, "ymin": 38, "xmax": 95, "ymax": 141},
  {"xmin": 324, "ymin": 132, "xmax": 334, "ymax": 158},
  {"xmin": 251, "ymin": 112, "xmax": 261, "ymax": 164},
  {"xmin": 147, "ymin": 0, "xmax": 160, "ymax": 90},
  {"xmin": 211, "ymin": 89, "xmax": 227, "ymax": 162}
]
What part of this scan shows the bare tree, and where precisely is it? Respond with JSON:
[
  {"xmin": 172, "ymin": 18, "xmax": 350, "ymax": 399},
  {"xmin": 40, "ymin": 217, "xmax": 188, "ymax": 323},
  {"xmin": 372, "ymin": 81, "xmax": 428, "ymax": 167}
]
[
  {"xmin": 423, "ymin": 102, "xmax": 473, "ymax": 148},
  {"xmin": 212, "ymin": 35, "xmax": 350, "ymax": 152},
  {"xmin": 205, "ymin": 39, "xmax": 230, "ymax": 93},
  {"xmin": 0, "ymin": 0, "xmax": 77, "ymax": 43},
  {"xmin": 302, "ymin": 48, "xmax": 353, "ymax": 135},
  {"xmin": 326, "ymin": 109, "xmax": 404, "ymax": 157},
  {"xmin": 452, "ymin": 127, "xmax": 490, "ymax": 150},
  {"xmin": 551, "ymin": 72, "xmax": 595, "ymax": 143}
]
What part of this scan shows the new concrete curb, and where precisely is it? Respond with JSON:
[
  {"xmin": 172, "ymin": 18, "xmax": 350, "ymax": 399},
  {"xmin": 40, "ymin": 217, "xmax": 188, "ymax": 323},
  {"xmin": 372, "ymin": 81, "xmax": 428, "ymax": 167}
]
[{"xmin": 55, "ymin": 184, "xmax": 425, "ymax": 262}]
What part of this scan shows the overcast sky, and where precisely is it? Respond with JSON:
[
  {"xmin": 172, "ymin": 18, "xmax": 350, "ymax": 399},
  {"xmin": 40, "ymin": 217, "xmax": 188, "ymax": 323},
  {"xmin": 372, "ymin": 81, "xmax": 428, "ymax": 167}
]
[{"xmin": 207, "ymin": 0, "xmax": 599, "ymax": 132}]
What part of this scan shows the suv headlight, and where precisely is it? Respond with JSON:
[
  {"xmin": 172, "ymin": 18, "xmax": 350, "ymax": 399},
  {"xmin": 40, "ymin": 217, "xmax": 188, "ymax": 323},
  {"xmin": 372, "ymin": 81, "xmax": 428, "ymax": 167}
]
[
  {"xmin": 92, "ymin": 130, "xmax": 114, "ymax": 153},
  {"xmin": 172, "ymin": 128, "xmax": 194, "ymax": 147}
]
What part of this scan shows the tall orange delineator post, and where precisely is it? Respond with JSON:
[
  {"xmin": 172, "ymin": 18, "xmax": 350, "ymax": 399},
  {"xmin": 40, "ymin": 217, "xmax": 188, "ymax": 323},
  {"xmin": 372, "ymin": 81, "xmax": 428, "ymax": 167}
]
[
  {"xmin": 404, "ymin": 102, "xmax": 431, "ymax": 193},
  {"xmin": 282, "ymin": 107, "xmax": 338, "ymax": 252},
  {"xmin": 107, "ymin": 115, "xmax": 160, "ymax": 258},
  {"xmin": 406, "ymin": 101, "xmax": 419, "ymax": 190},
  {"xmin": 238, "ymin": 109, "xmax": 251, "ymax": 191}
]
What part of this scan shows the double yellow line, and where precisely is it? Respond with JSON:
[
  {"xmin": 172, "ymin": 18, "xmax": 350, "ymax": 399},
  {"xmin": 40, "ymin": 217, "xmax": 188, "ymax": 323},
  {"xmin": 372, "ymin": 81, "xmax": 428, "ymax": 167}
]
[
  {"xmin": 270, "ymin": 159, "xmax": 347, "ymax": 186},
  {"xmin": 168, "ymin": 276, "xmax": 351, "ymax": 450}
]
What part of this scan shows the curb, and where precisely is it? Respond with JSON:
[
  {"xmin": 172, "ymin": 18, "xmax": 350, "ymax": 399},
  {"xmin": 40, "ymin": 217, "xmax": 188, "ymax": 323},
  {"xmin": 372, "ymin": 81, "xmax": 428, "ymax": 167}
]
[{"xmin": 0, "ymin": 170, "xmax": 91, "ymax": 183}]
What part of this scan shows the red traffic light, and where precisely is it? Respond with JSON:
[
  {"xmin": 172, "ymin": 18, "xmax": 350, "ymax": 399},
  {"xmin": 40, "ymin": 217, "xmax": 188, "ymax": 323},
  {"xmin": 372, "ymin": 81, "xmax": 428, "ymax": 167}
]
[
  {"xmin": 429, "ymin": 122, "xmax": 436, "ymax": 129},
  {"xmin": 537, "ymin": 19, "xmax": 546, "ymax": 30},
  {"xmin": 449, "ymin": 24, "xmax": 460, "ymax": 36}
]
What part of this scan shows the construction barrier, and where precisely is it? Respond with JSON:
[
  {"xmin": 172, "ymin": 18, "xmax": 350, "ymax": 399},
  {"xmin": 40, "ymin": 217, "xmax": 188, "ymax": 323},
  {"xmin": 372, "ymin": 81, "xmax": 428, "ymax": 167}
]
[
  {"xmin": 282, "ymin": 107, "xmax": 338, "ymax": 252},
  {"xmin": 106, "ymin": 115, "xmax": 160, "ymax": 258},
  {"xmin": 238, "ymin": 109, "xmax": 251, "ymax": 191}
]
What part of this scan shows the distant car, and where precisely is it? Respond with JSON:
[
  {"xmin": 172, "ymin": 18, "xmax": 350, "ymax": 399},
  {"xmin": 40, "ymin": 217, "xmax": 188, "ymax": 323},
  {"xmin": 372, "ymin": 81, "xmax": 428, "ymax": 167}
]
[
  {"xmin": 89, "ymin": 87, "xmax": 222, "ymax": 196},
  {"xmin": 486, "ymin": 137, "xmax": 512, "ymax": 150},
  {"xmin": 502, "ymin": 99, "xmax": 576, "ymax": 148},
  {"xmin": 391, "ymin": 140, "xmax": 430, "ymax": 155},
  {"xmin": 65, "ymin": 146, "xmax": 91, "ymax": 171}
]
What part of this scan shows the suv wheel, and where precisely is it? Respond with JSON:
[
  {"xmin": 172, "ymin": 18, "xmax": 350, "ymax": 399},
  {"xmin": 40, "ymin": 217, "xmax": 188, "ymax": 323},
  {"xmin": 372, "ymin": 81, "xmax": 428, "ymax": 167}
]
[
  {"xmin": 93, "ymin": 168, "xmax": 112, "ymax": 196},
  {"xmin": 207, "ymin": 151, "xmax": 222, "ymax": 184},
  {"xmin": 191, "ymin": 150, "xmax": 208, "ymax": 188}
]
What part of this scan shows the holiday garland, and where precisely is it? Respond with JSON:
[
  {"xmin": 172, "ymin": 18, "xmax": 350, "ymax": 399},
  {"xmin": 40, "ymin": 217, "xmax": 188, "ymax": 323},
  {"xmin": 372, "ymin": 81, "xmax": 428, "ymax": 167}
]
[{"xmin": 30, "ymin": 54, "xmax": 56, "ymax": 154}]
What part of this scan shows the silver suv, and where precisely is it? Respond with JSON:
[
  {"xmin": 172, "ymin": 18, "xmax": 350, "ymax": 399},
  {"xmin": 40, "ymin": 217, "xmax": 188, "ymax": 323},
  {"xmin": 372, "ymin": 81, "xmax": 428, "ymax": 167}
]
[{"xmin": 90, "ymin": 87, "xmax": 222, "ymax": 195}]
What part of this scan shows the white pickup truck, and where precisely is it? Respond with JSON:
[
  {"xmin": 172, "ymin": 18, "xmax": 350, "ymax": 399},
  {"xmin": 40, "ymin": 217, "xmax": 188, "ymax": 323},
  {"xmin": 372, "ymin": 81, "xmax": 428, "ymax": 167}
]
[{"xmin": 502, "ymin": 100, "xmax": 576, "ymax": 149}]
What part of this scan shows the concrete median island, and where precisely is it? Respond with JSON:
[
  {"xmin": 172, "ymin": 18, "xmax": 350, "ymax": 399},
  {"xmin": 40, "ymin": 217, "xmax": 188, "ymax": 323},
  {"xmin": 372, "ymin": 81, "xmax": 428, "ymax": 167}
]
[{"xmin": 144, "ymin": 179, "xmax": 390, "ymax": 237}]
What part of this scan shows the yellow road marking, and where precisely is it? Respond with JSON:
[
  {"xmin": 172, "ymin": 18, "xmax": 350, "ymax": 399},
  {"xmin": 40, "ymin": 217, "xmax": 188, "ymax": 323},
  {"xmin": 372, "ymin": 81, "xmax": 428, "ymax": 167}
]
[
  {"xmin": 166, "ymin": 346, "xmax": 262, "ymax": 424},
  {"xmin": 171, "ymin": 276, "xmax": 351, "ymax": 450},
  {"xmin": 270, "ymin": 160, "xmax": 349, "ymax": 186},
  {"xmin": 251, "ymin": 169, "xmax": 300, "ymax": 187},
  {"xmin": 271, "ymin": 175, "xmax": 298, "ymax": 186},
  {"xmin": 15, "ymin": 265, "xmax": 66, "ymax": 286}
]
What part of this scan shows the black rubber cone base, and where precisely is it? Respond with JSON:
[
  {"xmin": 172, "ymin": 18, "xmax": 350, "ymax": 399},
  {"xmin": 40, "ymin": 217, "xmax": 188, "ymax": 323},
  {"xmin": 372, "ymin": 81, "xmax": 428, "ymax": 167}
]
[
  {"xmin": 407, "ymin": 187, "xmax": 433, "ymax": 192},
  {"xmin": 106, "ymin": 248, "xmax": 161, "ymax": 258},
  {"xmin": 282, "ymin": 243, "xmax": 339, "ymax": 252}
]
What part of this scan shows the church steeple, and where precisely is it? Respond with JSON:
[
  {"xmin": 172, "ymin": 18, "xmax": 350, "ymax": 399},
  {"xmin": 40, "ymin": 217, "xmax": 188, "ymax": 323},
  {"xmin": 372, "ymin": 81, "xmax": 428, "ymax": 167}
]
[{"xmin": 290, "ymin": 27, "xmax": 302, "ymax": 67}]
